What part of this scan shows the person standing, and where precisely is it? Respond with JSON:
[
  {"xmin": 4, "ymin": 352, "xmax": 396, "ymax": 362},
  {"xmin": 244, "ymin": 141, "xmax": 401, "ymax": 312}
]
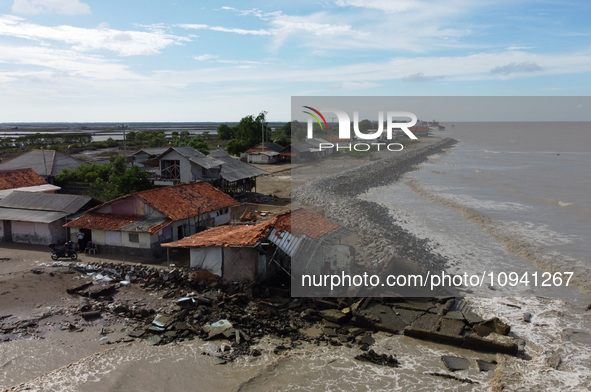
[{"xmin": 77, "ymin": 231, "xmax": 85, "ymax": 251}]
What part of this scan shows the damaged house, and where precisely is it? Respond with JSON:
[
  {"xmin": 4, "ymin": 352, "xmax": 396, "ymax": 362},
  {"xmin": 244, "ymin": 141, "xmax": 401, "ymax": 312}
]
[
  {"xmin": 64, "ymin": 182, "xmax": 239, "ymax": 258},
  {"xmin": 162, "ymin": 208, "xmax": 351, "ymax": 282}
]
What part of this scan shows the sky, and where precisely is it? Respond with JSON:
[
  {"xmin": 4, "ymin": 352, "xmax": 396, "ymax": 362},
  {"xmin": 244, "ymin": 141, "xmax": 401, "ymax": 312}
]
[{"xmin": 0, "ymin": 0, "xmax": 590, "ymax": 122}]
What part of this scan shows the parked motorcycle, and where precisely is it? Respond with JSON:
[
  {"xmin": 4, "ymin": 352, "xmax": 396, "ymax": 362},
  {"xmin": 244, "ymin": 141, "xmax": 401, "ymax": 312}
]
[{"xmin": 49, "ymin": 241, "xmax": 78, "ymax": 260}]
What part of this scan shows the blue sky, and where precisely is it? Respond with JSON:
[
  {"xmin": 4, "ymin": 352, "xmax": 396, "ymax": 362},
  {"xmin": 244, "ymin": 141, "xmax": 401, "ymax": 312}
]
[{"xmin": 0, "ymin": 0, "xmax": 590, "ymax": 122}]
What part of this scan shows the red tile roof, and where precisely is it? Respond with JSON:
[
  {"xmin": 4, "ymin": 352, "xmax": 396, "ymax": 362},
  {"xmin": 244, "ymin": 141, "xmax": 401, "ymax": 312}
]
[
  {"xmin": 162, "ymin": 219, "xmax": 275, "ymax": 248},
  {"xmin": 133, "ymin": 182, "xmax": 238, "ymax": 220},
  {"xmin": 65, "ymin": 182, "xmax": 237, "ymax": 234},
  {"xmin": 277, "ymin": 208, "xmax": 340, "ymax": 239},
  {"xmin": 0, "ymin": 168, "xmax": 48, "ymax": 190},
  {"xmin": 65, "ymin": 213, "xmax": 143, "ymax": 231},
  {"xmin": 163, "ymin": 208, "xmax": 341, "ymax": 248}
]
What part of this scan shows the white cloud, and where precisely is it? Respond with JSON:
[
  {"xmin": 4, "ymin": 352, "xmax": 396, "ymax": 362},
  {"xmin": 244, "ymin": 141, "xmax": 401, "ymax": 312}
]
[
  {"xmin": 0, "ymin": 15, "xmax": 190, "ymax": 56},
  {"xmin": 12, "ymin": 0, "xmax": 91, "ymax": 15},
  {"xmin": 490, "ymin": 61, "xmax": 542, "ymax": 75},
  {"xmin": 178, "ymin": 23, "xmax": 270, "ymax": 36},
  {"xmin": 335, "ymin": 0, "xmax": 419, "ymax": 13},
  {"xmin": 194, "ymin": 54, "xmax": 218, "ymax": 61}
]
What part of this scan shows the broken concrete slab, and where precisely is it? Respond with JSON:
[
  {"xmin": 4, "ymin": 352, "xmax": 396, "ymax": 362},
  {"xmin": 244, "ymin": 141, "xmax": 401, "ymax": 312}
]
[
  {"xmin": 476, "ymin": 359, "xmax": 497, "ymax": 372},
  {"xmin": 439, "ymin": 318, "xmax": 466, "ymax": 336},
  {"xmin": 152, "ymin": 314, "xmax": 175, "ymax": 329},
  {"xmin": 410, "ymin": 312, "xmax": 440, "ymax": 331},
  {"xmin": 473, "ymin": 317, "xmax": 510, "ymax": 337},
  {"xmin": 146, "ymin": 335, "xmax": 161, "ymax": 346},
  {"xmin": 319, "ymin": 309, "xmax": 350, "ymax": 324},
  {"xmin": 441, "ymin": 355, "xmax": 470, "ymax": 371},
  {"xmin": 463, "ymin": 332, "xmax": 519, "ymax": 355},
  {"xmin": 202, "ymin": 319, "xmax": 233, "ymax": 339}
]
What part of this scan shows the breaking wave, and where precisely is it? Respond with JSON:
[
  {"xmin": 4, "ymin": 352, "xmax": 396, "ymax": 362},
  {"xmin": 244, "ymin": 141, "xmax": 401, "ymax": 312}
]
[{"xmin": 404, "ymin": 179, "xmax": 591, "ymax": 295}]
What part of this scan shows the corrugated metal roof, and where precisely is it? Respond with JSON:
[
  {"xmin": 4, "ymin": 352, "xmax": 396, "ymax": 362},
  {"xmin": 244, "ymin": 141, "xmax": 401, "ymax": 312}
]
[
  {"xmin": 131, "ymin": 148, "xmax": 168, "ymax": 157},
  {"xmin": 0, "ymin": 150, "xmax": 82, "ymax": 177},
  {"xmin": 141, "ymin": 146, "xmax": 224, "ymax": 170},
  {"xmin": 118, "ymin": 215, "xmax": 172, "ymax": 234},
  {"xmin": 246, "ymin": 142, "xmax": 285, "ymax": 153},
  {"xmin": 209, "ymin": 150, "xmax": 268, "ymax": 182},
  {"xmin": 0, "ymin": 208, "xmax": 66, "ymax": 223},
  {"xmin": 188, "ymin": 156, "xmax": 224, "ymax": 170},
  {"xmin": 0, "ymin": 191, "xmax": 92, "ymax": 213},
  {"xmin": 0, "ymin": 184, "xmax": 61, "ymax": 199}
]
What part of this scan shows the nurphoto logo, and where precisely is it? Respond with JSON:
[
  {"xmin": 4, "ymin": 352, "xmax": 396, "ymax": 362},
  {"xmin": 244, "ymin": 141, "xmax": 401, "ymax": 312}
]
[{"xmin": 302, "ymin": 106, "xmax": 418, "ymax": 152}]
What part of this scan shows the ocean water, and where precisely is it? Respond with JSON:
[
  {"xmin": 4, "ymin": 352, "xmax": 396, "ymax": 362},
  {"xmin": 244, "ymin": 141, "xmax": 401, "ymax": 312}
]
[
  {"xmin": 364, "ymin": 122, "xmax": 591, "ymax": 299},
  {"xmin": 361, "ymin": 122, "xmax": 591, "ymax": 390}
]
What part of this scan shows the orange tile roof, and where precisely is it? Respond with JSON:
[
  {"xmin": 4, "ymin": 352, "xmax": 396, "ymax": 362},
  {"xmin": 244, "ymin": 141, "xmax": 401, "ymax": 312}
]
[
  {"xmin": 162, "ymin": 208, "xmax": 341, "ymax": 248},
  {"xmin": 277, "ymin": 208, "xmax": 340, "ymax": 239},
  {"xmin": 65, "ymin": 213, "xmax": 144, "ymax": 231},
  {"xmin": 0, "ymin": 168, "xmax": 48, "ymax": 190},
  {"xmin": 134, "ymin": 182, "xmax": 238, "ymax": 220},
  {"xmin": 162, "ymin": 219, "xmax": 275, "ymax": 248}
]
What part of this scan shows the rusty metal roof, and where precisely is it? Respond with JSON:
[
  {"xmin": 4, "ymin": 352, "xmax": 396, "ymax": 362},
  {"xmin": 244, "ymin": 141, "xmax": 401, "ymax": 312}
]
[{"xmin": 0, "ymin": 168, "xmax": 47, "ymax": 190}]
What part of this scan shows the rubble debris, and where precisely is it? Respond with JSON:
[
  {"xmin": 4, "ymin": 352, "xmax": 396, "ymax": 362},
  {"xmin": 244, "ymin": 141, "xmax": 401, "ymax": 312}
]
[
  {"xmin": 426, "ymin": 372, "xmax": 478, "ymax": 384},
  {"xmin": 441, "ymin": 355, "xmax": 470, "ymax": 371},
  {"xmin": 354, "ymin": 350, "xmax": 399, "ymax": 367},
  {"xmin": 523, "ymin": 312, "xmax": 532, "ymax": 323},
  {"xmin": 202, "ymin": 319, "xmax": 233, "ymax": 340},
  {"xmin": 81, "ymin": 310, "xmax": 101, "ymax": 320},
  {"xmin": 476, "ymin": 359, "xmax": 497, "ymax": 372},
  {"xmin": 4, "ymin": 260, "xmax": 525, "ymax": 366}
]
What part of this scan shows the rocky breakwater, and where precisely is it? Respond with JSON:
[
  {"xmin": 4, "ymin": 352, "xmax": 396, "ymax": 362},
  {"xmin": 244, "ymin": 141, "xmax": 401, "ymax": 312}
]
[{"xmin": 293, "ymin": 138, "xmax": 457, "ymax": 294}]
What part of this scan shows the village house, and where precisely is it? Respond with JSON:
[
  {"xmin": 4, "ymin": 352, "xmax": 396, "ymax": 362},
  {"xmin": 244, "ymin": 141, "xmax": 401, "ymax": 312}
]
[
  {"xmin": 141, "ymin": 146, "xmax": 224, "ymax": 186},
  {"xmin": 162, "ymin": 208, "xmax": 351, "ymax": 283},
  {"xmin": 0, "ymin": 168, "xmax": 61, "ymax": 199},
  {"xmin": 64, "ymin": 182, "xmax": 239, "ymax": 258},
  {"xmin": 244, "ymin": 142, "xmax": 284, "ymax": 164},
  {"xmin": 208, "ymin": 149, "xmax": 267, "ymax": 195},
  {"xmin": 0, "ymin": 149, "xmax": 83, "ymax": 184},
  {"xmin": 0, "ymin": 191, "xmax": 97, "ymax": 245}
]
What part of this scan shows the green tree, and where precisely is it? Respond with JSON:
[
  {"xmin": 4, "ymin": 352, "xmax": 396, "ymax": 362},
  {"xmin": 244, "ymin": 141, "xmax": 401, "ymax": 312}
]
[
  {"xmin": 216, "ymin": 123, "xmax": 235, "ymax": 140},
  {"xmin": 226, "ymin": 139, "xmax": 247, "ymax": 156},
  {"xmin": 188, "ymin": 135, "xmax": 209, "ymax": 155},
  {"xmin": 234, "ymin": 111, "xmax": 269, "ymax": 149}
]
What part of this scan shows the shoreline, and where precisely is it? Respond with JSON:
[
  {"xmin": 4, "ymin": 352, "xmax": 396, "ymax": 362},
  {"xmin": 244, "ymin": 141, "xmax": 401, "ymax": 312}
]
[{"xmin": 293, "ymin": 138, "xmax": 458, "ymax": 288}]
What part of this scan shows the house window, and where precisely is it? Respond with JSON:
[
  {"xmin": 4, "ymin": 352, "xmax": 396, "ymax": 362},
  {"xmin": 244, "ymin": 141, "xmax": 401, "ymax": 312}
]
[
  {"xmin": 128, "ymin": 233, "xmax": 139, "ymax": 243},
  {"xmin": 161, "ymin": 160, "xmax": 181, "ymax": 180}
]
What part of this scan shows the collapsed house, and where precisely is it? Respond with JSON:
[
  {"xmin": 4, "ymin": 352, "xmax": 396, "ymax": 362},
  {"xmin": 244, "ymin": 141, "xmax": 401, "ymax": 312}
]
[{"xmin": 162, "ymin": 208, "xmax": 352, "ymax": 282}]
